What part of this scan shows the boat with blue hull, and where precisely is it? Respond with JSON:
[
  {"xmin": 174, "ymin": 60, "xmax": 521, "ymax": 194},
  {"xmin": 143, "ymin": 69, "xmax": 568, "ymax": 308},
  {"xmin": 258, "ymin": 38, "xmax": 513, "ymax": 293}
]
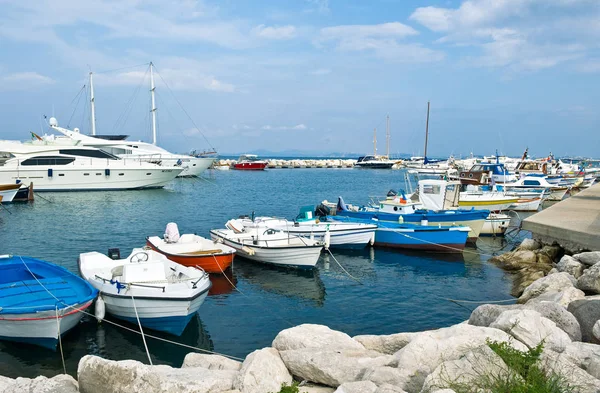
[
  {"xmin": 78, "ymin": 248, "xmax": 211, "ymax": 336},
  {"xmin": 331, "ymin": 217, "xmax": 470, "ymax": 252},
  {"xmin": 0, "ymin": 255, "xmax": 97, "ymax": 349},
  {"xmin": 330, "ymin": 196, "xmax": 488, "ymax": 242}
]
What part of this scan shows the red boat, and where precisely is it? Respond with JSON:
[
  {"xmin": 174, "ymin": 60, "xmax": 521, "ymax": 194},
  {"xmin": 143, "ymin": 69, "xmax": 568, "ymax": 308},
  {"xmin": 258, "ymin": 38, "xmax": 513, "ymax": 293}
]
[
  {"xmin": 146, "ymin": 234, "xmax": 236, "ymax": 273},
  {"xmin": 233, "ymin": 154, "xmax": 268, "ymax": 170}
]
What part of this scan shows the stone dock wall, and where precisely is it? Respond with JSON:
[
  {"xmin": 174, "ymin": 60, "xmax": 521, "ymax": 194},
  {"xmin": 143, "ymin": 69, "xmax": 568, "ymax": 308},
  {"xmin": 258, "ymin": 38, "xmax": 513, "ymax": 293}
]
[{"xmin": 2, "ymin": 242, "xmax": 600, "ymax": 393}]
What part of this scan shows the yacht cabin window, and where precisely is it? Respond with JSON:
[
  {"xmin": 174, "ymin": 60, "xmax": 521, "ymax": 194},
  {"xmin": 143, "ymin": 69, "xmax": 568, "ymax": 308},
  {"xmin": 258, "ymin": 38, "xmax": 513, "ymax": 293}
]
[
  {"xmin": 58, "ymin": 149, "xmax": 119, "ymax": 160},
  {"xmin": 21, "ymin": 156, "xmax": 76, "ymax": 166}
]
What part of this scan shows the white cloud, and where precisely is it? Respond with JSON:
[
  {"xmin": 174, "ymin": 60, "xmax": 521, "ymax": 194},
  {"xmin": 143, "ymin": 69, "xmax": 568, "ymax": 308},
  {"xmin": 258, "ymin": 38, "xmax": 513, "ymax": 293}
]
[
  {"xmin": 410, "ymin": 0, "xmax": 600, "ymax": 72},
  {"xmin": 258, "ymin": 124, "xmax": 307, "ymax": 131},
  {"xmin": 0, "ymin": 71, "xmax": 55, "ymax": 90},
  {"xmin": 315, "ymin": 22, "xmax": 443, "ymax": 63},
  {"xmin": 252, "ymin": 24, "xmax": 297, "ymax": 40}
]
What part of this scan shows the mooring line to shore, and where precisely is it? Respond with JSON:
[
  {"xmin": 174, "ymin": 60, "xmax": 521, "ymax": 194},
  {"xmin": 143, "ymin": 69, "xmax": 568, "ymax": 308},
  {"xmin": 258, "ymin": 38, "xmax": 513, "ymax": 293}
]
[
  {"xmin": 130, "ymin": 293, "xmax": 153, "ymax": 365},
  {"xmin": 325, "ymin": 248, "xmax": 363, "ymax": 285}
]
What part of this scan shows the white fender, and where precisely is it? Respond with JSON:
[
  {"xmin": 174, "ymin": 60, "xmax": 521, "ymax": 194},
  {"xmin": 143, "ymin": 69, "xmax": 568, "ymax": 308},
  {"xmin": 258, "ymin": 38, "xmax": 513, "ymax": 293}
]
[
  {"xmin": 369, "ymin": 231, "xmax": 375, "ymax": 246},
  {"xmin": 95, "ymin": 295, "xmax": 106, "ymax": 323},
  {"xmin": 324, "ymin": 227, "xmax": 331, "ymax": 250}
]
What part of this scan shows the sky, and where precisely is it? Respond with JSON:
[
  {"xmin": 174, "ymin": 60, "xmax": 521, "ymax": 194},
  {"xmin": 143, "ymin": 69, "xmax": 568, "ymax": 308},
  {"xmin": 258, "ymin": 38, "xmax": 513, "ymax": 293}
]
[{"xmin": 0, "ymin": 0, "xmax": 599, "ymax": 158}]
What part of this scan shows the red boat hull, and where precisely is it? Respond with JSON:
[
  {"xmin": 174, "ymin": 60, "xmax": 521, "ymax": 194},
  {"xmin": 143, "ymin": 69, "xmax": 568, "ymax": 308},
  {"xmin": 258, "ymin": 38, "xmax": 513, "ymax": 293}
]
[
  {"xmin": 233, "ymin": 162, "xmax": 267, "ymax": 170},
  {"xmin": 146, "ymin": 241, "xmax": 234, "ymax": 273}
]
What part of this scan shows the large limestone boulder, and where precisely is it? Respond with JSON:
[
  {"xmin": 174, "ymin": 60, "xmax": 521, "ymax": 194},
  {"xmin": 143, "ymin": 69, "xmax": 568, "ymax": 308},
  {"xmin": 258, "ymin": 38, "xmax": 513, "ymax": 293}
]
[
  {"xmin": 469, "ymin": 302, "xmax": 581, "ymax": 341},
  {"xmin": 541, "ymin": 350, "xmax": 600, "ymax": 393},
  {"xmin": 490, "ymin": 309, "xmax": 571, "ymax": 352},
  {"xmin": 556, "ymin": 255, "xmax": 585, "ymax": 278},
  {"xmin": 525, "ymin": 287, "xmax": 585, "ymax": 308},
  {"xmin": 373, "ymin": 384, "xmax": 407, "ymax": 393},
  {"xmin": 538, "ymin": 244, "xmax": 562, "ymax": 260},
  {"xmin": 568, "ymin": 296, "xmax": 600, "ymax": 343},
  {"xmin": 511, "ymin": 268, "xmax": 546, "ymax": 297},
  {"xmin": 279, "ymin": 348, "xmax": 394, "ymax": 387},
  {"xmin": 273, "ymin": 324, "xmax": 365, "ymax": 351},
  {"xmin": 490, "ymin": 250, "xmax": 537, "ymax": 271},
  {"xmin": 361, "ymin": 366, "xmax": 412, "ymax": 387},
  {"xmin": 299, "ymin": 384, "xmax": 335, "ymax": 393},
  {"xmin": 517, "ymin": 272, "xmax": 576, "ymax": 303},
  {"xmin": 524, "ymin": 301, "xmax": 582, "ymax": 341},
  {"xmin": 577, "ymin": 263, "xmax": 600, "ymax": 294},
  {"xmin": 392, "ymin": 324, "xmax": 526, "ymax": 393},
  {"xmin": 353, "ymin": 332, "xmax": 418, "ymax": 355},
  {"xmin": 1, "ymin": 374, "xmax": 78, "ymax": 393},
  {"xmin": 559, "ymin": 342, "xmax": 600, "ymax": 379},
  {"xmin": 234, "ymin": 348, "xmax": 292, "ymax": 393},
  {"xmin": 78, "ymin": 355, "xmax": 237, "ymax": 393},
  {"xmin": 421, "ymin": 346, "xmax": 513, "ymax": 393},
  {"xmin": 518, "ymin": 238, "xmax": 541, "ymax": 251},
  {"xmin": 594, "ymin": 320, "xmax": 600, "ymax": 342},
  {"xmin": 573, "ymin": 251, "xmax": 600, "ymax": 266},
  {"xmin": 333, "ymin": 381, "xmax": 377, "ymax": 393},
  {"xmin": 182, "ymin": 353, "xmax": 242, "ymax": 371}
]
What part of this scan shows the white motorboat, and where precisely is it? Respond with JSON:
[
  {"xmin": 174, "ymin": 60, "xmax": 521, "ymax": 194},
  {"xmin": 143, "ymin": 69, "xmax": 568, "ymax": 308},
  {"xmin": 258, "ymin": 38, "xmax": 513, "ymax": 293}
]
[
  {"xmin": 0, "ymin": 183, "xmax": 21, "ymax": 202},
  {"xmin": 78, "ymin": 248, "xmax": 211, "ymax": 336},
  {"xmin": 210, "ymin": 220, "xmax": 324, "ymax": 269},
  {"xmin": 480, "ymin": 213, "xmax": 511, "ymax": 236},
  {"xmin": 0, "ymin": 122, "xmax": 183, "ymax": 191},
  {"xmin": 500, "ymin": 176, "xmax": 569, "ymax": 201},
  {"xmin": 237, "ymin": 207, "xmax": 377, "ymax": 248},
  {"xmin": 458, "ymin": 188, "xmax": 519, "ymax": 211}
]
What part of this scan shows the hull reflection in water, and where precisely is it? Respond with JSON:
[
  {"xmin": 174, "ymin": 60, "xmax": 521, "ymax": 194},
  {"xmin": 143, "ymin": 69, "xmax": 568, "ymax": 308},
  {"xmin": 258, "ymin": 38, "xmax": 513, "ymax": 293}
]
[
  {"xmin": 233, "ymin": 259, "xmax": 325, "ymax": 307},
  {"xmin": 0, "ymin": 314, "xmax": 214, "ymax": 378},
  {"xmin": 208, "ymin": 269, "xmax": 238, "ymax": 296}
]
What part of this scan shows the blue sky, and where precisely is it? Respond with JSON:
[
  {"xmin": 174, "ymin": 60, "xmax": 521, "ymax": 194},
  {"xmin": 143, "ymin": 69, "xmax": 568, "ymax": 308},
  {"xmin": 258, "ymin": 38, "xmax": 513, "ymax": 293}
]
[{"xmin": 0, "ymin": 0, "xmax": 599, "ymax": 157}]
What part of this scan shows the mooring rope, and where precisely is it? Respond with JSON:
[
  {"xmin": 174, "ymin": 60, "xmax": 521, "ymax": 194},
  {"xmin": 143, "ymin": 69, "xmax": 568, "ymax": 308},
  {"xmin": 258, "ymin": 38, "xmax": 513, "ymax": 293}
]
[
  {"xmin": 325, "ymin": 249, "xmax": 363, "ymax": 285},
  {"xmin": 130, "ymin": 294, "xmax": 153, "ymax": 365},
  {"xmin": 55, "ymin": 306, "xmax": 67, "ymax": 374}
]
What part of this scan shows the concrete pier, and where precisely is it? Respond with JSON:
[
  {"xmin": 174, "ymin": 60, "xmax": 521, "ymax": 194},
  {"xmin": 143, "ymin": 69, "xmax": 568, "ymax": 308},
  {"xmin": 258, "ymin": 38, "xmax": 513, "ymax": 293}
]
[{"xmin": 523, "ymin": 183, "xmax": 600, "ymax": 252}]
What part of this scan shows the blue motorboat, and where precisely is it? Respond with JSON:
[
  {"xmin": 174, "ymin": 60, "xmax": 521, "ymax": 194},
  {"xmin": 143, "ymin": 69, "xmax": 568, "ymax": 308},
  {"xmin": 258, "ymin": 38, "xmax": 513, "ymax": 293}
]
[
  {"xmin": 0, "ymin": 255, "xmax": 98, "ymax": 349},
  {"xmin": 331, "ymin": 216, "xmax": 470, "ymax": 252},
  {"xmin": 332, "ymin": 196, "xmax": 488, "ymax": 242}
]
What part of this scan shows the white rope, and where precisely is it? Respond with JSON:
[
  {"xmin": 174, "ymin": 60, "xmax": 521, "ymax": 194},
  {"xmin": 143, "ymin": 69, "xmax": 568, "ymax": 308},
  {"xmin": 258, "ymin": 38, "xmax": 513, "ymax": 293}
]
[
  {"xmin": 55, "ymin": 306, "xmax": 67, "ymax": 374},
  {"xmin": 325, "ymin": 249, "xmax": 363, "ymax": 285},
  {"xmin": 130, "ymin": 294, "xmax": 153, "ymax": 365}
]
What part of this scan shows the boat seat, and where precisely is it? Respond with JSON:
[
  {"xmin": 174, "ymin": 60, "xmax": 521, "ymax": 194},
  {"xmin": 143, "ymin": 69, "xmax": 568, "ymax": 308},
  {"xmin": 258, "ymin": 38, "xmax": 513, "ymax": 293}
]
[{"xmin": 111, "ymin": 266, "xmax": 124, "ymax": 279}]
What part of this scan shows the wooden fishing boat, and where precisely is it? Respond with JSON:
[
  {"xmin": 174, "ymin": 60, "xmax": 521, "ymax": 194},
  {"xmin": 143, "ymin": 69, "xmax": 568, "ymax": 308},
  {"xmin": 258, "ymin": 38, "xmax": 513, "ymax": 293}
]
[
  {"xmin": 0, "ymin": 183, "xmax": 21, "ymax": 203},
  {"xmin": 146, "ymin": 233, "xmax": 236, "ymax": 274},
  {"xmin": 0, "ymin": 255, "xmax": 97, "ymax": 349}
]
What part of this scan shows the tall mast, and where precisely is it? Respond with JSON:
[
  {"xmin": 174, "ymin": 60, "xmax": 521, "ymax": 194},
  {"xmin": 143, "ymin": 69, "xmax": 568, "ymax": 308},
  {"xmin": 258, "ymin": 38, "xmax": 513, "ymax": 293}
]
[
  {"xmin": 150, "ymin": 62, "xmax": 157, "ymax": 145},
  {"xmin": 386, "ymin": 114, "xmax": 390, "ymax": 158},
  {"xmin": 373, "ymin": 128, "xmax": 377, "ymax": 156},
  {"xmin": 89, "ymin": 72, "xmax": 97, "ymax": 136},
  {"xmin": 424, "ymin": 101, "xmax": 430, "ymax": 159}
]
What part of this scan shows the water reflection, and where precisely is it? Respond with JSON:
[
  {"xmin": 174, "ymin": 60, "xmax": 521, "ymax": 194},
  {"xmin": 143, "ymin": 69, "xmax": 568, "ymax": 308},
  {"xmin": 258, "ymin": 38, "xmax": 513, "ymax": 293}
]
[
  {"xmin": 233, "ymin": 258, "xmax": 326, "ymax": 307},
  {"xmin": 208, "ymin": 269, "xmax": 237, "ymax": 297}
]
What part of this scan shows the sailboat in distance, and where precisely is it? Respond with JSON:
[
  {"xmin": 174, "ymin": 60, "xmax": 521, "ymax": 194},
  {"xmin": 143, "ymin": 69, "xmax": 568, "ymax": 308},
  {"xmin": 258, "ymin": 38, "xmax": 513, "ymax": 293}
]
[{"xmin": 355, "ymin": 115, "xmax": 395, "ymax": 169}]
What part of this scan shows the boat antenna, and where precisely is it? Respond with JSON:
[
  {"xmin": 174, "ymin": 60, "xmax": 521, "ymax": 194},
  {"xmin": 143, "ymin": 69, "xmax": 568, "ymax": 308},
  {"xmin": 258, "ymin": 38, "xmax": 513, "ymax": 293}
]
[
  {"xmin": 150, "ymin": 62, "xmax": 158, "ymax": 145},
  {"xmin": 424, "ymin": 101, "xmax": 430, "ymax": 162},
  {"xmin": 373, "ymin": 127, "xmax": 377, "ymax": 156},
  {"xmin": 386, "ymin": 114, "xmax": 390, "ymax": 158},
  {"xmin": 89, "ymin": 71, "xmax": 97, "ymax": 136}
]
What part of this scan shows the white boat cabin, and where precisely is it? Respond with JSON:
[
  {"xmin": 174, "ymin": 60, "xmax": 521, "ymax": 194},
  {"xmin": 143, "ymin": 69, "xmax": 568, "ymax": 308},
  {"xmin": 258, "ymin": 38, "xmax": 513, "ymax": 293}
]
[{"xmin": 417, "ymin": 179, "xmax": 461, "ymax": 211}]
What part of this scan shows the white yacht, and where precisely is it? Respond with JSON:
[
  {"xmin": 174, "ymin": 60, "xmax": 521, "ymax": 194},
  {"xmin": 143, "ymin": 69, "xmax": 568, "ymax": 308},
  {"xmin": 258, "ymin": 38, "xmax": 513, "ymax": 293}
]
[
  {"xmin": 63, "ymin": 63, "xmax": 216, "ymax": 177},
  {"xmin": 0, "ymin": 119, "xmax": 183, "ymax": 191},
  {"xmin": 53, "ymin": 127, "xmax": 215, "ymax": 177}
]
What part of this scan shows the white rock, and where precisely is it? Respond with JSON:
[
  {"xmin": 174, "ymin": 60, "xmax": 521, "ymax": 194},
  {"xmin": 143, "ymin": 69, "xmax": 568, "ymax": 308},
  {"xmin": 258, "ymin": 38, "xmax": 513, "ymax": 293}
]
[
  {"xmin": 525, "ymin": 287, "xmax": 585, "ymax": 307},
  {"xmin": 421, "ymin": 346, "xmax": 513, "ymax": 393},
  {"xmin": 234, "ymin": 347, "xmax": 291, "ymax": 393},
  {"xmin": 181, "ymin": 353, "xmax": 242, "ymax": 370},
  {"xmin": 573, "ymin": 251, "xmax": 600, "ymax": 266},
  {"xmin": 299, "ymin": 384, "xmax": 335, "ymax": 393},
  {"xmin": 430, "ymin": 390, "xmax": 456, "ymax": 393},
  {"xmin": 78, "ymin": 355, "xmax": 237, "ymax": 393},
  {"xmin": 523, "ymin": 301, "xmax": 582, "ymax": 341},
  {"xmin": 490, "ymin": 309, "xmax": 571, "ymax": 352},
  {"xmin": 468, "ymin": 304, "xmax": 516, "ymax": 327},
  {"xmin": 361, "ymin": 366, "xmax": 412, "ymax": 387},
  {"xmin": 373, "ymin": 383, "xmax": 408, "ymax": 393},
  {"xmin": 353, "ymin": 332, "xmax": 418, "ymax": 355},
  {"xmin": 541, "ymin": 350, "xmax": 600, "ymax": 393},
  {"xmin": 518, "ymin": 272, "xmax": 575, "ymax": 303},
  {"xmin": 548, "ymin": 268, "xmax": 559, "ymax": 275},
  {"xmin": 556, "ymin": 255, "xmax": 585, "ymax": 278},
  {"xmin": 333, "ymin": 381, "xmax": 377, "ymax": 393},
  {"xmin": 2, "ymin": 375, "xmax": 78, "ymax": 393},
  {"xmin": 273, "ymin": 324, "xmax": 365, "ymax": 351},
  {"xmin": 0, "ymin": 376, "xmax": 14, "ymax": 391},
  {"xmin": 519, "ymin": 238, "xmax": 541, "ymax": 251},
  {"xmin": 577, "ymin": 263, "xmax": 600, "ymax": 294},
  {"xmin": 567, "ymin": 296, "xmax": 600, "ymax": 343},
  {"xmin": 560, "ymin": 341, "xmax": 600, "ymax": 378},
  {"xmin": 279, "ymin": 349, "xmax": 394, "ymax": 387},
  {"xmin": 392, "ymin": 324, "xmax": 526, "ymax": 393},
  {"xmin": 593, "ymin": 320, "xmax": 600, "ymax": 342}
]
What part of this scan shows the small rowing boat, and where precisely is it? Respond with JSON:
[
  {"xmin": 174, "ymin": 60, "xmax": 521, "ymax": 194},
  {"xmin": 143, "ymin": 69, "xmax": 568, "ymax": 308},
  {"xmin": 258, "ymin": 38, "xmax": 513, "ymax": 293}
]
[{"xmin": 0, "ymin": 255, "xmax": 97, "ymax": 349}]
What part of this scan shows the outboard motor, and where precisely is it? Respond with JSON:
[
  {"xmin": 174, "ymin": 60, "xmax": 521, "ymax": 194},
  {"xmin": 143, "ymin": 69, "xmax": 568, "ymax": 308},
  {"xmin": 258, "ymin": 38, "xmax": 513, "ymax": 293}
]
[
  {"xmin": 164, "ymin": 222, "xmax": 180, "ymax": 243},
  {"xmin": 108, "ymin": 248, "xmax": 121, "ymax": 260},
  {"xmin": 387, "ymin": 189, "xmax": 398, "ymax": 198},
  {"xmin": 314, "ymin": 204, "xmax": 330, "ymax": 217}
]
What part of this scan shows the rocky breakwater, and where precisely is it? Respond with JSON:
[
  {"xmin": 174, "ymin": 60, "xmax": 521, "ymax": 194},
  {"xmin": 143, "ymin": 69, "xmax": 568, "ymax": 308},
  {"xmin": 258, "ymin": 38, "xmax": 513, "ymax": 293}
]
[{"xmin": 4, "ymin": 246, "xmax": 600, "ymax": 393}]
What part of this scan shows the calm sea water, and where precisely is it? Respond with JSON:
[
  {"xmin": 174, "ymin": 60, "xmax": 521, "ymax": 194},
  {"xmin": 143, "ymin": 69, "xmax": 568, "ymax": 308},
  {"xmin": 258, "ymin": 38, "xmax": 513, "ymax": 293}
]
[{"xmin": 0, "ymin": 168, "xmax": 520, "ymax": 378}]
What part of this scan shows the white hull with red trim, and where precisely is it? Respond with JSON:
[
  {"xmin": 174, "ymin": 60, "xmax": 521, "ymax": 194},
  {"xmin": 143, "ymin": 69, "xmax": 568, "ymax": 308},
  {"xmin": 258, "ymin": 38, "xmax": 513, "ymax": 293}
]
[{"xmin": 0, "ymin": 300, "xmax": 93, "ymax": 348}]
